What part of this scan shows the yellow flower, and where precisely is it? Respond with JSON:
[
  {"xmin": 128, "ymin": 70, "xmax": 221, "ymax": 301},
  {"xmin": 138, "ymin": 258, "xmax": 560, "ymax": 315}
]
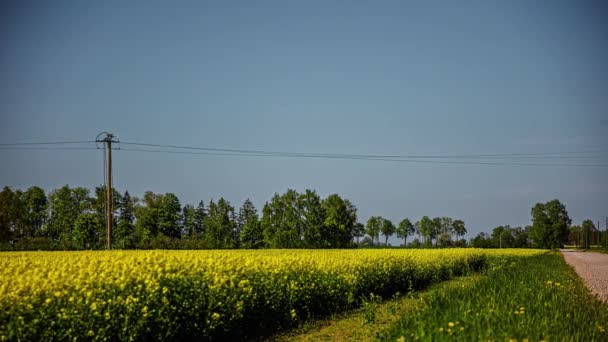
[
  {"xmin": 212, "ymin": 312, "xmax": 221, "ymax": 320},
  {"xmin": 448, "ymin": 322, "xmax": 455, "ymax": 327}
]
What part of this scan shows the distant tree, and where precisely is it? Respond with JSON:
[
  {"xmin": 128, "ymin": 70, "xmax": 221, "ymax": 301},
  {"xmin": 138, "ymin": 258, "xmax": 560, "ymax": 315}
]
[
  {"xmin": 47, "ymin": 186, "xmax": 91, "ymax": 243},
  {"xmin": 193, "ymin": 200, "xmax": 206, "ymax": 237},
  {"xmin": 491, "ymin": 225, "xmax": 514, "ymax": 248},
  {"xmin": 470, "ymin": 232, "xmax": 492, "ymax": 248},
  {"xmin": 581, "ymin": 220, "xmax": 596, "ymax": 249},
  {"xmin": 396, "ymin": 218, "xmax": 415, "ymax": 247},
  {"xmin": 452, "ymin": 219, "xmax": 467, "ymax": 241},
  {"xmin": 511, "ymin": 226, "xmax": 529, "ymax": 248},
  {"xmin": 529, "ymin": 199, "xmax": 571, "ymax": 249},
  {"xmin": 115, "ymin": 191, "xmax": 135, "ymax": 248},
  {"xmin": 158, "ymin": 193, "xmax": 182, "ymax": 238},
  {"xmin": 0, "ymin": 186, "xmax": 24, "ymax": 242},
  {"xmin": 352, "ymin": 222, "xmax": 365, "ymax": 244},
  {"xmin": 380, "ymin": 218, "xmax": 395, "ymax": 246},
  {"xmin": 417, "ymin": 216, "xmax": 433, "ymax": 247},
  {"xmin": 431, "ymin": 217, "xmax": 443, "ymax": 247},
  {"xmin": 365, "ymin": 216, "xmax": 382, "ymax": 246},
  {"xmin": 73, "ymin": 213, "xmax": 100, "ymax": 249},
  {"xmin": 182, "ymin": 204, "xmax": 196, "ymax": 238},
  {"xmin": 261, "ymin": 190, "xmax": 303, "ymax": 248},
  {"xmin": 568, "ymin": 225, "xmax": 581, "ymax": 247},
  {"xmin": 134, "ymin": 191, "xmax": 163, "ymax": 243},
  {"xmin": 322, "ymin": 194, "xmax": 356, "ymax": 248},
  {"xmin": 238, "ymin": 199, "xmax": 263, "ymax": 249},
  {"xmin": 21, "ymin": 186, "xmax": 47, "ymax": 238},
  {"xmin": 298, "ymin": 190, "xmax": 325, "ymax": 247},
  {"xmin": 204, "ymin": 198, "xmax": 236, "ymax": 248}
]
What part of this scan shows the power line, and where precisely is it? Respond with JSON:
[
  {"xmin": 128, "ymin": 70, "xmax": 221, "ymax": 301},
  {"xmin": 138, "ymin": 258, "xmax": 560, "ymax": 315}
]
[
  {"xmin": 0, "ymin": 140, "xmax": 95, "ymax": 146},
  {"xmin": 115, "ymin": 147, "xmax": 608, "ymax": 167},
  {"xmin": 119, "ymin": 141, "xmax": 608, "ymax": 160},
  {"xmin": 0, "ymin": 147, "xmax": 98, "ymax": 150}
]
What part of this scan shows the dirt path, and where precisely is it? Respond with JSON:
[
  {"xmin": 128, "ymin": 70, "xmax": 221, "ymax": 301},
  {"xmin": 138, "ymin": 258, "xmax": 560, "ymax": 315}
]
[{"xmin": 560, "ymin": 250, "xmax": 608, "ymax": 302}]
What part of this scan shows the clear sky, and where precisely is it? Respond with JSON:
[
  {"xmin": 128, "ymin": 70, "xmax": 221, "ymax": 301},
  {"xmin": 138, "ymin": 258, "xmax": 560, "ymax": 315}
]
[{"xmin": 1, "ymin": 0, "xmax": 607, "ymax": 242}]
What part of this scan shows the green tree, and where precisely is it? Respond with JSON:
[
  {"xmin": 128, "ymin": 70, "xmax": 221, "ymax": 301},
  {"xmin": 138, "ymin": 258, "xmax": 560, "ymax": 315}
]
[
  {"xmin": 158, "ymin": 193, "xmax": 182, "ymax": 238},
  {"xmin": 511, "ymin": 226, "xmax": 529, "ymax": 248},
  {"xmin": 21, "ymin": 186, "xmax": 47, "ymax": 238},
  {"xmin": 365, "ymin": 216, "xmax": 381, "ymax": 246},
  {"xmin": 298, "ymin": 190, "xmax": 325, "ymax": 247},
  {"xmin": 134, "ymin": 191, "xmax": 162, "ymax": 243},
  {"xmin": 204, "ymin": 198, "xmax": 236, "ymax": 248},
  {"xmin": 529, "ymin": 199, "xmax": 571, "ymax": 249},
  {"xmin": 396, "ymin": 218, "xmax": 414, "ymax": 247},
  {"xmin": 182, "ymin": 204, "xmax": 196, "ymax": 238},
  {"xmin": 0, "ymin": 186, "xmax": 25, "ymax": 242},
  {"xmin": 73, "ymin": 213, "xmax": 100, "ymax": 249},
  {"xmin": 581, "ymin": 220, "xmax": 596, "ymax": 249},
  {"xmin": 47, "ymin": 186, "xmax": 91, "ymax": 243},
  {"xmin": 261, "ymin": 190, "xmax": 303, "ymax": 248},
  {"xmin": 417, "ymin": 216, "xmax": 433, "ymax": 247},
  {"xmin": 452, "ymin": 219, "xmax": 467, "ymax": 242},
  {"xmin": 238, "ymin": 199, "xmax": 263, "ymax": 249},
  {"xmin": 352, "ymin": 222, "xmax": 365, "ymax": 244},
  {"xmin": 193, "ymin": 200, "xmax": 206, "ymax": 237},
  {"xmin": 115, "ymin": 191, "xmax": 135, "ymax": 248},
  {"xmin": 322, "ymin": 194, "xmax": 356, "ymax": 248},
  {"xmin": 380, "ymin": 218, "xmax": 396, "ymax": 246}
]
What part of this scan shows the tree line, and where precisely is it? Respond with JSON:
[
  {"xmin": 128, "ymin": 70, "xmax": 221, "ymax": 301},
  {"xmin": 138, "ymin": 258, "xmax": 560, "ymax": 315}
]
[
  {"xmin": 0, "ymin": 185, "xmax": 470, "ymax": 250},
  {"xmin": 470, "ymin": 199, "xmax": 606, "ymax": 249}
]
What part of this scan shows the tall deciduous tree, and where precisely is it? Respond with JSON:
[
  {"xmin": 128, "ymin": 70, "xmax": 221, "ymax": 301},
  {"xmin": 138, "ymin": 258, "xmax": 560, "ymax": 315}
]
[
  {"xmin": 352, "ymin": 222, "xmax": 365, "ymax": 244},
  {"xmin": 380, "ymin": 218, "xmax": 396, "ymax": 246},
  {"xmin": 21, "ymin": 186, "xmax": 47, "ymax": 238},
  {"xmin": 417, "ymin": 216, "xmax": 433, "ymax": 247},
  {"xmin": 365, "ymin": 216, "xmax": 381, "ymax": 246},
  {"xmin": 529, "ymin": 199, "xmax": 571, "ymax": 249},
  {"xmin": 322, "ymin": 194, "xmax": 356, "ymax": 248},
  {"xmin": 261, "ymin": 190, "xmax": 303, "ymax": 248},
  {"xmin": 298, "ymin": 190, "xmax": 325, "ymax": 247},
  {"xmin": 396, "ymin": 218, "xmax": 415, "ymax": 246},
  {"xmin": 0, "ymin": 186, "xmax": 24, "ymax": 242},
  {"xmin": 73, "ymin": 213, "xmax": 100, "ymax": 249},
  {"xmin": 134, "ymin": 191, "xmax": 162, "ymax": 243},
  {"xmin": 47, "ymin": 186, "xmax": 91, "ymax": 243},
  {"xmin": 452, "ymin": 219, "xmax": 467, "ymax": 241}
]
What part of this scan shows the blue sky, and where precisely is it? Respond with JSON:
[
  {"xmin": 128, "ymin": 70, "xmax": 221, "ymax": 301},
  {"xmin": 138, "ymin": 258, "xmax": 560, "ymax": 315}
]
[{"xmin": 1, "ymin": 0, "xmax": 607, "ymax": 242}]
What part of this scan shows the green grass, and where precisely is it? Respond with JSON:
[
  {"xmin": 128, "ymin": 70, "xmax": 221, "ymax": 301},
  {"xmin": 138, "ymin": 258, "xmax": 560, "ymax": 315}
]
[
  {"xmin": 381, "ymin": 252, "xmax": 608, "ymax": 341},
  {"xmin": 271, "ymin": 275, "xmax": 482, "ymax": 341}
]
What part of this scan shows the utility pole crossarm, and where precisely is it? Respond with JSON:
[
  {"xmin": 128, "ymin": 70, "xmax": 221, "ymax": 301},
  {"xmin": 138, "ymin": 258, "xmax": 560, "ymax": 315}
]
[{"xmin": 95, "ymin": 132, "xmax": 119, "ymax": 250}]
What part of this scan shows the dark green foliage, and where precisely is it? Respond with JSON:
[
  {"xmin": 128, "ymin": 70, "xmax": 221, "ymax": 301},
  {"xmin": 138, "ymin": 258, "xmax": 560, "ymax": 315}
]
[
  {"xmin": 115, "ymin": 191, "xmax": 135, "ymax": 248},
  {"xmin": 47, "ymin": 185, "xmax": 91, "ymax": 243},
  {"xmin": 238, "ymin": 199, "xmax": 263, "ymax": 249},
  {"xmin": 530, "ymin": 199, "xmax": 571, "ymax": 249},
  {"xmin": 73, "ymin": 213, "xmax": 101, "ymax": 249},
  {"xmin": 396, "ymin": 218, "xmax": 414, "ymax": 246},
  {"xmin": 203, "ymin": 198, "xmax": 236, "ymax": 248}
]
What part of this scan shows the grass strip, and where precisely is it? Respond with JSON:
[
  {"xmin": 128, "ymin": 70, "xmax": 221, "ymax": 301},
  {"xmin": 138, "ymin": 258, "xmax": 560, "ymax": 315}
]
[
  {"xmin": 381, "ymin": 252, "xmax": 608, "ymax": 341},
  {"xmin": 271, "ymin": 275, "xmax": 482, "ymax": 342}
]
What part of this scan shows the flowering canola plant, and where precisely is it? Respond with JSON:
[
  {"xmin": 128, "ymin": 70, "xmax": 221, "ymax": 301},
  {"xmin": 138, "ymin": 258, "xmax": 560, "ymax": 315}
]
[{"xmin": 0, "ymin": 249, "xmax": 545, "ymax": 341}]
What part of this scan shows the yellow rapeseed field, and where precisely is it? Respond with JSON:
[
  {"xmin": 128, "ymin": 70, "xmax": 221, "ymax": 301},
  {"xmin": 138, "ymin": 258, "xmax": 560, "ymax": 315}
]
[{"xmin": 0, "ymin": 249, "xmax": 545, "ymax": 341}]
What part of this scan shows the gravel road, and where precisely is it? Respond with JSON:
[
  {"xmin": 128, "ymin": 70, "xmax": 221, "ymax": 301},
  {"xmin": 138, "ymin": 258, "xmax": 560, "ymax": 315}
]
[{"xmin": 560, "ymin": 250, "xmax": 608, "ymax": 302}]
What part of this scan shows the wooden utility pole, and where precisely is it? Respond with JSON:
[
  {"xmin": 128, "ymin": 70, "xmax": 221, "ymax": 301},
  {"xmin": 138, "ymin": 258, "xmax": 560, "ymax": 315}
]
[{"xmin": 96, "ymin": 132, "xmax": 119, "ymax": 250}]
